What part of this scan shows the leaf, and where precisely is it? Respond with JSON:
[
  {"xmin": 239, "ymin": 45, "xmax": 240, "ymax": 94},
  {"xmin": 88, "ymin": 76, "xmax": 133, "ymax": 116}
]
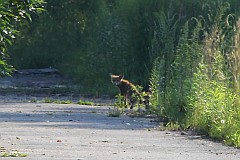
[{"xmin": 25, "ymin": 12, "xmax": 32, "ymax": 22}]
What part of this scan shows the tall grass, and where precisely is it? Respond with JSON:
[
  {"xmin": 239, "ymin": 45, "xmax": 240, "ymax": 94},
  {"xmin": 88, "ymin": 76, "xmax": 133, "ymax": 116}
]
[
  {"xmin": 148, "ymin": 1, "xmax": 240, "ymax": 147},
  {"xmin": 148, "ymin": 57, "xmax": 161, "ymax": 114},
  {"xmin": 185, "ymin": 2, "xmax": 240, "ymax": 147},
  {"xmin": 190, "ymin": 2, "xmax": 240, "ymax": 147},
  {"xmin": 224, "ymin": 18, "xmax": 240, "ymax": 146},
  {"xmin": 187, "ymin": 47, "xmax": 240, "ymax": 147},
  {"xmin": 148, "ymin": 4, "xmax": 181, "ymax": 120}
]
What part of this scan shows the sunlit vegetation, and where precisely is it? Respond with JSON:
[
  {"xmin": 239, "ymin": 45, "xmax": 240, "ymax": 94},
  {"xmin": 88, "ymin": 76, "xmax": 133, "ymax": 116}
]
[{"xmin": 2, "ymin": 0, "xmax": 240, "ymax": 147}]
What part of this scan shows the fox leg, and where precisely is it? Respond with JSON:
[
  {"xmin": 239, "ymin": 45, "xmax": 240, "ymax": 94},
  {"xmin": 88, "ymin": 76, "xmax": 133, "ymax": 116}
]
[
  {"xmin": 129, "ymin": 97, "xmax": 136, "ymax": 109},
  {"xmin": 124, "ymin": 94, "xmax": 128, "ymax": 108},
  {"xmin": 130, "ymin": 102, "xmax": 134, "ymax": 109}
]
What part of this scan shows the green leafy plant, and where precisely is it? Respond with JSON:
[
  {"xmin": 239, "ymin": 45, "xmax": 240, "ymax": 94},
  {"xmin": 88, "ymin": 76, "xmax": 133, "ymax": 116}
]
[
  {"xmin": 55, "ymin": 100, "xmax": 72, "ymax": 104},
  {"xmin": 146, "ymin": 1, "xmax": 240, "ymax": 147},
  {"xmin": 109, "ymin": 94, "xmax": 125, "ymax": 117},
  {"xmin": 1, "ymin": 152, "xmax": 27, "ymax": 157},
  {"xmin": 42, "ymin": 97, "xmax": 53, "ymax": 103},
  {"xmin": 77, "ymin": 99, "xmax": 94, "ymax": 105},
  {"xmin": 114, "ymin": 94, "xmax": 126, "ymax": 109},
  {"xmin": 148, "ymin": 57, "xmax": 161, "ymax": 113},
  {"xmin": 185, "ymin": 2, "xmax": 240, "ymax": 147},
  {"xmin": 0, "ymin": 0, "xmax": 45, "ymax": 76},
  {"xmin": 166, "ymin": 122, "xmax": 181, "ymax": 131}
]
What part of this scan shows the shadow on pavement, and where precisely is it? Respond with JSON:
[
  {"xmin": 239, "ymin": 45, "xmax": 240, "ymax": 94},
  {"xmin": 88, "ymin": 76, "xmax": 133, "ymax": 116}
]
[{"xmin": 0, "ymin": 103, "xmax": 156, "ymax": 130}]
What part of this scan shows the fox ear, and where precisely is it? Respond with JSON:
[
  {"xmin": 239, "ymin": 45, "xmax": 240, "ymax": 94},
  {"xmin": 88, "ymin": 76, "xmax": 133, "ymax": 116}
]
[{"xmin": 119, "ymin": 74, "xmax": 124, "ymax": 80}]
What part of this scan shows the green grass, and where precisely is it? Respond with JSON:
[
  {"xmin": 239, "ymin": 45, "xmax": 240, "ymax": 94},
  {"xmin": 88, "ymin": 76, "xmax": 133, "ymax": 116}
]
[
  {"xmin": 42, "ymin": 97, "xmax": 53, "ymax": 103},
  {"xmin": 55, "ymin": 100, "xmax": 72, "ymax": 104},
  {"xmin": 77, "ymin": 99, "xmax": 94, "ymax": 105},
  {"xmin": 41, "ymin": 98, "xmax": 94, "ymax": 106},
  {"xmin": 1, "ymin": 152, "xmax": 27, "ymax": 157},
  {"xmin": 146, "ymin": 3, "xmax": 240, "ymax": 148}
]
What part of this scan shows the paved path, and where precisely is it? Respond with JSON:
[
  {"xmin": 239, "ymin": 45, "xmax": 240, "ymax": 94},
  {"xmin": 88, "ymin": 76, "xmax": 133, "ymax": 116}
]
[{"xmin": 0, "ymin": 103, "xmax": 239, "ymax": 160}]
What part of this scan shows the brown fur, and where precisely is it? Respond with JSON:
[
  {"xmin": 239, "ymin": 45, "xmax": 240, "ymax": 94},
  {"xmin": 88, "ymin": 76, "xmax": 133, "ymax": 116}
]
[{"xmin": 110, "ymin": 73, "xmax": 142, "ymax": 109}]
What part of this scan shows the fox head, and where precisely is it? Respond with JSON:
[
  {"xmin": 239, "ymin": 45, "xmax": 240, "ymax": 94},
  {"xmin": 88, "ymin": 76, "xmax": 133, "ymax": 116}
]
[{"xmin": 110, "ymin": 73, "xmax": 124, "ymax": 86}]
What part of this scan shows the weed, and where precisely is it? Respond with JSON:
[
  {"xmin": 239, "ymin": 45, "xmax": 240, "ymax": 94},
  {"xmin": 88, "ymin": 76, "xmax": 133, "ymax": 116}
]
[
  {"xmin": 55, "ymin": 100, "xmax": 72, "ymax": 104},
  {"xmin": 1, "ymin": 152, "xmax": 27, "ymax": 157},
  {"xmin": 185, "ymin": 3, "xmax": 240, "ymax": 147},
  {"xmin": 114, "ymin": 94, "xmax": 126, "ymax": 108},
  {"xmin": 148, "ymin": 2, "xmax": 240, "ymax": 147},
  {"xmin": 166, "ymin": 122, "xmax": 181, "ymax": 131},
  {"xmin": 77, "ymin": 99, "xmax": 94, "ymax": 105},
  {"xmin": 42, "ymin": 97, "xmax": 53, "ymax": 103}
]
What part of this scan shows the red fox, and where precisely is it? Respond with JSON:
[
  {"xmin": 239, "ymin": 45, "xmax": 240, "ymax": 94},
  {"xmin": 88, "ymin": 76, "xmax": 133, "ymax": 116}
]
[{"xmin": 110, "ymin": 73, "xmax": 150, "ymax": 109}]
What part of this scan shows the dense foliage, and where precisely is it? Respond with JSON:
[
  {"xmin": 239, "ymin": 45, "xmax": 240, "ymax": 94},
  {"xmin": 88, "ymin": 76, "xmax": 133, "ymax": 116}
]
[
  {"xmin": 147, "ymin": 1, "xmax": 240, "ymax": 147},
  {"xmin": 0, "ymin": 0, "xmax": 45, "ymax": 76},
  {"xmin": 5, "ymin": 0, "xmax": 240, "ymax": 147}
]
